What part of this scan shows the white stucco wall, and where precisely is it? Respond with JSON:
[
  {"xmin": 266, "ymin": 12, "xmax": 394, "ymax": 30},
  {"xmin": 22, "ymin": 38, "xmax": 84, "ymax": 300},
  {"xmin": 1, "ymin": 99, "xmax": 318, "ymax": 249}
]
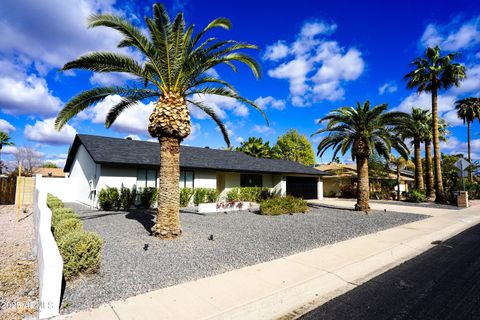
[
  {"xmin": 67, "ymin": 145, "xmax": 99, "ymax": 205},
  {"xmin": 317, "ymin": 177, "xmax": 324, "ymax": 200},
  {"xmin": 193, "ymin": 169, "xmax": 217, "ymax": 188},
  {"xmin": 97, "ymin": 165, "xmax": 137, "ymax": 190}
]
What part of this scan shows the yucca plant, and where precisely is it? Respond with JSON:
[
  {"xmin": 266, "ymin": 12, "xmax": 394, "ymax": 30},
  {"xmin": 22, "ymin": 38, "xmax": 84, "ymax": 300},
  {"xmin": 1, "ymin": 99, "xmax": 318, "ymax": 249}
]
[
  {"xmin": 405, "ymin": 46, "xmax": 466, "ymax": 202},
  {"xmin": 54, "ymin": 3, "xmax": 267, "ymax": 239},
  {"xmin": 313, "ymin": 101, "xmax": 409, "ymax": 211}
]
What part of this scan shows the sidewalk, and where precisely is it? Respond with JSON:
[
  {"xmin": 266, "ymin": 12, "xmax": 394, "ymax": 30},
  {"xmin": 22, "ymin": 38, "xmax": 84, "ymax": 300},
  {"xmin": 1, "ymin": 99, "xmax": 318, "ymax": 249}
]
[{"xmin": 58, "ymin": 204, "xmax": 480, "ymax": 320}]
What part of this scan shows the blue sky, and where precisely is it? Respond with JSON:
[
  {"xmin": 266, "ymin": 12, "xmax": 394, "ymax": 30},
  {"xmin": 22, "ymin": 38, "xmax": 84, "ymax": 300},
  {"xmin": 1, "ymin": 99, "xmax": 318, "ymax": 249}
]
[{"xmin": 1, "ymin": 0, "xmax": 479, "ymax": 168}]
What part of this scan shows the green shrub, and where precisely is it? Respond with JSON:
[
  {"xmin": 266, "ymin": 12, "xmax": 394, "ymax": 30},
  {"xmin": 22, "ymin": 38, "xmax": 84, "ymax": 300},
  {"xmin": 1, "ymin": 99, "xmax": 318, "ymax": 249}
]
[
  {"xmin": 53, "ymin": 218, "xmax": 83, "ymax": 240},
  {"xmin": 140, "ymin": 187, "xmax": 157, "ymax": 209},
  {"xmin": 259, "ymin": 196, "xmax": 308, "ymax": 215},
  {"xmin": 119, "ymin": 184, "xmax": 136, "ymax": 210},
  {"xmin": 226, "ymin": 188, "xmax": 241, "ymax": 202},
  {"xmin": 180, "ymin": 188, "xmax": 194, "ymax": 207},
  {"xmin": 238, "ymin": 187, "xmax": 271, "ymax": 202},
  {"xmin": 47, "ymin": 194, "xmax": 64, "ymax": 209},
  {"xmin": 98, "ymin": 187, "xmax": 121, "ymax": 211},
  {"xmin": 58, "ymin": 231, "xmax": 103, "ymax": 279},
  {"xmin": 193, "ymin": 188, "xmax": 208, "ymax": 205},
  {"xmin": 407, "ymin": 189, "xmax": 428, "ymax": 203},
  {"xmin": 466, "ymin": 181, "xmax": 480, "ymax": 200},
  {"xmin": 206, "ymin": 189, "xmax": 219, "ymax": 203},
  {"xmin": 51, "ymin": 208, "xmax": 79, "ymax": 232}
]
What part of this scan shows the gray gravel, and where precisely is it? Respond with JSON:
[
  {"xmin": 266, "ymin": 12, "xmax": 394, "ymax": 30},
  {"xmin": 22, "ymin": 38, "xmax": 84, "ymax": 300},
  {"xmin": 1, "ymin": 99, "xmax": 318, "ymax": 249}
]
[{"xmin": 61, "ymin": 203, "xmax": 427, "ymax": 313}]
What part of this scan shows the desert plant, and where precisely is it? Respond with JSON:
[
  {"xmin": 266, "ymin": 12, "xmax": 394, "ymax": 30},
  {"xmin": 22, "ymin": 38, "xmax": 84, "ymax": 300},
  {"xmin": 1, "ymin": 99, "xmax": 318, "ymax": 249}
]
[
  {"xmin": 259, "ymin": 196, "xmax": 308, "ymax": 215},
  {"xmin": 51, "ymin": 208, "xmax": 79, "ymax": 232},
  {"xmin": 226, "ymin": 187, "xmax": 241, "ymax": 202},
  {"xmin": 47, "ymin": 194, "xmax": 64, "ymax": 209},
  {"xmin": 119, "ymin": 184, "xmax": 136, "ymax": 210},
  {"xmin": 193, "ymin": 188, "xmax": 208, "ymax": 205},
  {"xmin": 179, "ymin": 188, "xmax": 194, "ymax": 207},
  {"xmin": 53, "ymin": 218, "xmax": 83, "ymax": 241},
  {"xmin": 206, "ymin": 189, "xmax": 220, "ymax": 203},
  {"xmin": 98, "ymin": 187, "xmax": 121, "ymax": 211},
  {"xmin": 58, "ymin": 231, "xmax": 103, "ymax": 279}
]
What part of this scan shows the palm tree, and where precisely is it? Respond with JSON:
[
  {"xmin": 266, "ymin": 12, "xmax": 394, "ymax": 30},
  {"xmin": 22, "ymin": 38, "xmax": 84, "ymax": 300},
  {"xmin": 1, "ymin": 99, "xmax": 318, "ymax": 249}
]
[
  {"xmin": 405, "ymin": 46, "xmax": 466, "ymax": 202},
  {"xmin": 455, "ymin": 97, "xmax": 480, "ymax": 181},
  {"xmin": 236, "ymin": 137, "xmax": 272, "ymax": 158},
  {"xmin": 54, "ymin": 3, "xmax": 267, "ymax": 239},
  {"xmin": 0, "ymin": 131, "xmax": 14, "ymax": 174},
  {"xmin": 395, "ymin": 107, "xmax": 429, "ymax": 193},
  {"xmin": 423, "ymin": 116, "xmax": 449, "ymax": 198},
  {"xmin": 313, "ymin": 101, "xmax": 409, "ymax": 211},
  {"xmin": 390, "ymin": 155, "xmax": 414, "ymax": 200}
]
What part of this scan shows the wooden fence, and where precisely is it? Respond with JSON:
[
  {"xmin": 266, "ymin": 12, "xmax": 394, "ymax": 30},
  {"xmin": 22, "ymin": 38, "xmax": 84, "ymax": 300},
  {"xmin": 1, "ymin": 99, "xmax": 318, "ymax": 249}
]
[{"xmin": 0, "ymin": 176, "xmax": 16, "ymax": 205}]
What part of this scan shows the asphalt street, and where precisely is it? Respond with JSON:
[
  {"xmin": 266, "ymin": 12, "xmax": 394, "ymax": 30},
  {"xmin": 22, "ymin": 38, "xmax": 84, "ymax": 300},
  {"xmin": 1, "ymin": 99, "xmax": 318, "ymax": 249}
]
[{"xmin": 300, "ymin": 223, "xmax": 480, "ymax": 320}]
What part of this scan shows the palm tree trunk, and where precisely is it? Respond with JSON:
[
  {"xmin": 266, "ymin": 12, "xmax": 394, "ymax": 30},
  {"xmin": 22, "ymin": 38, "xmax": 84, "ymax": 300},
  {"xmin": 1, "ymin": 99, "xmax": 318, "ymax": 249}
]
[
  {"xmin": 432, "ymin": 88, "xmax": 445, "ymax": 202},
  {"xmin": 468, "ymin": 121, "xmax": 472, "ymax": 182},
  {"xmin": 0, "ymin": 145, "xmax": 2, "ymax": 175},
  {"xmin": 414, "ymin": 139, "xmax": 424, "ymax": 192},
  {"xmin": 152, "ymin": 136, "xmax": 182, "ymax": 239},
  {"xmin": 355, "ymin": 156, "xmax": 370, "ymax": 212},
  {"xmin": 425, "ymin": 140, "xmax": 435, "ymax": 198},
  {"xmin": 396, "ymin": 166, "xmax": 401, "ymax": 200}
]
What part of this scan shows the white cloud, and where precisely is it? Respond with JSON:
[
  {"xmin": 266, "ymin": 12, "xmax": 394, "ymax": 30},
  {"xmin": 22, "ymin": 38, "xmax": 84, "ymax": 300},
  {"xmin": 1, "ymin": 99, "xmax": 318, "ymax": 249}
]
[
  {"xmin": 252, "ymin": 125, "xmax": 275, "ymax": 135},
  {"xmin": 0, "ymin": 0, "xmax": 131, "ymax": 72},
  {"xmin": 124, "ymin": 134, "xmax": 141, "ymax": 140},
  {"xmin": 420, "ymin": 17, "xmax": 480, "ymax": 51},
  {"xmin": 266, "ymin": 19, "xmax": 364, "ymax": 106},
  {"xmin": 184, "ymin": 123, "xmax": 201, "ymax": 143},
  {"xmin": 450, "ymin": 64, "xmax": 480, "ymax": 96},
  {"xmin": 84, "ymin": 95, "xmax": 154, "ymax": 135},
  {"xmin": 254, "ymin": 96, "xmax": 286, "ymax": 110},
  {"xmin": 440, "ymin": 136, "xmax": 480, "ymax": 160},
  {"xmin": 24, "ymin": 118, "xmax": 77, "ymax": 146},
  {"xmin": 0, "ymin": 119, "xmax": 15, "ymax": 133},
  {"xmin": 263, "ymin": 41, "xmax": 289, "ymax": 61},
  {"xmin": 443, "ymin": 109, "xmax": 464, "ymax": 126},
  {"xmin": 205, "ymin": 68, "xmax": 219, "ymax": 78},
  {"xmin": 235, "ymin": 136, "xmax": 244, "ymax": 143},
  {"xmin": 378, "ymin": 81, "xmax": 398, "ymax": 95},
  {"xmin": 394, "ymin": 92, "xmax": 456, "ymax": 114},
  {"xmin": 0, "ymin": 74, "xmax": 62, "ymax": 116},
  {"xmin": 90, "ymin": 72, "xmax": 136, "ymax": 86},
  {"xmin": 189, "ymin": 94, "xmax": 249, "ymax": 119},
  {"xmin": 2, "ymin": 145, "xmax": 18, "ymax": 155}
]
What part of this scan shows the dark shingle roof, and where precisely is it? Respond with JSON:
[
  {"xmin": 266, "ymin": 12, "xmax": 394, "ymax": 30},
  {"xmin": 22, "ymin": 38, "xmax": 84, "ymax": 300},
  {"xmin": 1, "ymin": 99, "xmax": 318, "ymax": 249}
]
[{"xmin": 64, "ymin": 134, "xmax": 325, "ymax": 176}]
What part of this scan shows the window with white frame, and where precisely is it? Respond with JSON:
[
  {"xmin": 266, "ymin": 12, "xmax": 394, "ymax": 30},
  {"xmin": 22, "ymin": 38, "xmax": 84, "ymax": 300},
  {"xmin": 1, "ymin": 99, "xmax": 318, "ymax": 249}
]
[{"xmin": 136, "ymin": 169, "xmax": 157, "ymax": 188}]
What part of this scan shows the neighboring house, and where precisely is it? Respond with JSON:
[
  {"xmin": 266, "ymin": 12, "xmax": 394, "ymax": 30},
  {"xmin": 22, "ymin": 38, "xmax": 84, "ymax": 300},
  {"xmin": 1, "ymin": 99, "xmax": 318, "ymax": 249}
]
[
  {"xmin": 32, "ymin": 167, "xmax": 67, "ymax": 178},
  {"xmin": 315, "ymin": 163, "xmax": 414, "ymax": 198},
  {"xmin": 63, "ymin": 134, "xmax": 326, "ymax": 206}
]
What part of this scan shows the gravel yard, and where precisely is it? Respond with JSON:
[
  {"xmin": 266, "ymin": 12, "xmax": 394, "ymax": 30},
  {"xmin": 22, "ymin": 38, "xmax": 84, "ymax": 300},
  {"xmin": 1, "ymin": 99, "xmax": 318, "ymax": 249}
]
[{"xmin": 62, "ymin": 203, "xmax": 428, "ymax": 313}]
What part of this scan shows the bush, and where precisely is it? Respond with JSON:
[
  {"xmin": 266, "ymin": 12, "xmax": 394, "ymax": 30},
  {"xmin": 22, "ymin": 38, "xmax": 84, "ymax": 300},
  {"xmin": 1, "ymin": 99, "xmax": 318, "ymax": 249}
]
[
  {"xmin": 47, "ymin": 194, "xmax": 64, "ymax": 209},
  {"xmin": 407, "ymin": 189, "xmax": 428, "ymax": 203},
  {"xmin": 51, "ymin": 208, "xmax": 79, "ymax": 232},
  {"xmin": 226, "ymin": 188, "xmax": 241, "ymax": 202},
  {"xmin": 140, "ymin": 187, "xmax": 157, "ymax": 209},
  {"xmin": 259, "ymin": 196, "xmax": 308, "ymax": 215},
  {"xmin": 206, "ymin": 189, "xmax": 219, "ymax": 203},
  {"xmin": 119, "ymin": 184, "xmax": 136, "ymax": 210},
  {"xmin": 238, "ymin": 187, "xmax": 271, "ymax": 202},
  {"xmin": 338, "ymin": 184, "xmax": 356, "ymax": 198},
  {"xmin": 466, "ymin": 181, "xmax": 480, "ymax": 200},
  {"xmin": 53, "ymin": 218, "xmax": 83, "ymax": 240},
  {"xmin": 193, "ymin": 188, "xmax": 208, "ymax": 205},
  {"xmin": 180, "ymin": 188, "xmax": 194, "ymax": 207},
  {"xmin": 98, "ymin": 187, "xmax": 121, "ymax": 211},
  {"xmin": 58, "ymin": 231, "xmax": 103, "ymax": 279}
]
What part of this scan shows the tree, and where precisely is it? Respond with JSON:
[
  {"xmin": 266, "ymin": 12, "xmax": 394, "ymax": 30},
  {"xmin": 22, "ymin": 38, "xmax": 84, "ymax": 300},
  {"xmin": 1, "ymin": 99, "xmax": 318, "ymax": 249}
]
[
  {"xmin": 313, "ymin": 101, "xmax": 409, "ymax": 211},
  {"xmin": 390, "ymin": 155, "xmax": 414, "ymax": 200},
  {"xmin": 0, "ymin": 131, "xmax": 14, "ymax": 175},
  {"xmin": 54, "ymin": 3, "xmax": 267, "ymax": 239},
  {"xmin": 272, "ymin": 129, "xmax": 315, "ymax": 166},
  {"xmin": 423, "ymin": 116, "xmax": 449, "ymax": 198},
  {"xmin": 236, "ymin": 137, "xmax": 272, "ymax": 158},
  {"xmin": 41, "ymin": 162, "xmax": 59, "ymax": 168},
  {"xmin": 394, "ymin": 107, "xmax": 429, "ymax": 193},
  {"xmin": 405, "ymin": 46, "xmax": 466, "ymax": 203},
  {"xmin": 13, "ymin": 147, "xmax": 42, "ymax": 174},
  {"xmin": 455, "ymin": 97, "xmax": 480, "ymax": 181}
]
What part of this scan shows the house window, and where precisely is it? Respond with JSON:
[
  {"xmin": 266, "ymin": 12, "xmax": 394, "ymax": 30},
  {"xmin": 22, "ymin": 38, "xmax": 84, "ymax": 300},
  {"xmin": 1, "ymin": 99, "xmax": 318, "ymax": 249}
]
[
  {"xmin": 179, "ymin": 170, "xmax": 194, "ymax": 188},
  {"xmin": 137, "ymin": 169, "xmax": 157, "ymax": 188},
  {"xmin": 240, "ymin": 174, "xmax": 262, "ymax": 187}
]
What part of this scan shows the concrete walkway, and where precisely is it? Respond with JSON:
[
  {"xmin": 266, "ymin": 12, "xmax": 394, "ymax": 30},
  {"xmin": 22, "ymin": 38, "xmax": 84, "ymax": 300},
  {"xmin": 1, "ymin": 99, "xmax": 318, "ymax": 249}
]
[{"xmin": 58, "ymin": 203, "xmax": 480, "ymax": 320}]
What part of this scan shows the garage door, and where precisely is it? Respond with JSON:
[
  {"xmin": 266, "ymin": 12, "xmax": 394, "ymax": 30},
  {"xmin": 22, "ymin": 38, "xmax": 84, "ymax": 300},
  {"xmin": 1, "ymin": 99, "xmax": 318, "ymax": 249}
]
[{"xmin": 286, "ymin": 176, "xmax": 318, "ymax": 199}]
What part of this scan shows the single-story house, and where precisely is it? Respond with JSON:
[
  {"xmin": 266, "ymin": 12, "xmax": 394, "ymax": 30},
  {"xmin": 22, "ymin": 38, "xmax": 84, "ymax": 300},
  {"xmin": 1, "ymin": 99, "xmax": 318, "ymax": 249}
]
[
  {"xmin": 32, "ymin": 167, "xmax": 67, "ymax": 178},
  {"xmin": 63, "ymin": 134, "xmax": 326, "ymax": 206},
  {"xmin": 315, "ymin": 163, "xmax": 414, "ymax": 198}
]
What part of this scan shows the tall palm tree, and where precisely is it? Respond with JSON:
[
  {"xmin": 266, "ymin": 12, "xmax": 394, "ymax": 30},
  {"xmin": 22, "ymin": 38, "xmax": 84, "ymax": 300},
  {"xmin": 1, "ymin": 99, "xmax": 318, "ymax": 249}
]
[
  {"xmin": 313, "ymin": 101, "xmax": 409, "ymax": 211},
  {"xmin": 390, "ymin": 155, "xmax": 414, "ymax": 200},
  {"xmin": 54, "ymin": 3, "xmax": 267, "ymax": 239},
  {"xmin": 423, "ymin": 116, "xmax": 449, "ymax": 198},
  {"xmin": 405, "ymin": 46, "xmax": 466, "ymax": 203},
  {"xmin": 395, "ymin": 107, "xmax": 429, "ymax": 193},
  {"xmin": 0, "ymin": 131, "xmax": 14, "ymax": 175},
  {"xmin": 236, "ymin": 137, "xmax": 272, "ymax": 158},
  {"xmin": 455, "ymin": 97, "xmax": 480, "ymax": 181}
]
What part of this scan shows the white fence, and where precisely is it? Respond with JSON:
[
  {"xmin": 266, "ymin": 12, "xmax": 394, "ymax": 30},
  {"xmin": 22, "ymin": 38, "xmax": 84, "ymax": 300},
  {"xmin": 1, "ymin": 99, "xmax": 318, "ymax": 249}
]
[
  {"xmin": 34, "ymin": 174, "xmax": 63, "ymax": 319},
  {"xmin": 40, "ymin": 176, "xmax": 74, "ymax": 202}
]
